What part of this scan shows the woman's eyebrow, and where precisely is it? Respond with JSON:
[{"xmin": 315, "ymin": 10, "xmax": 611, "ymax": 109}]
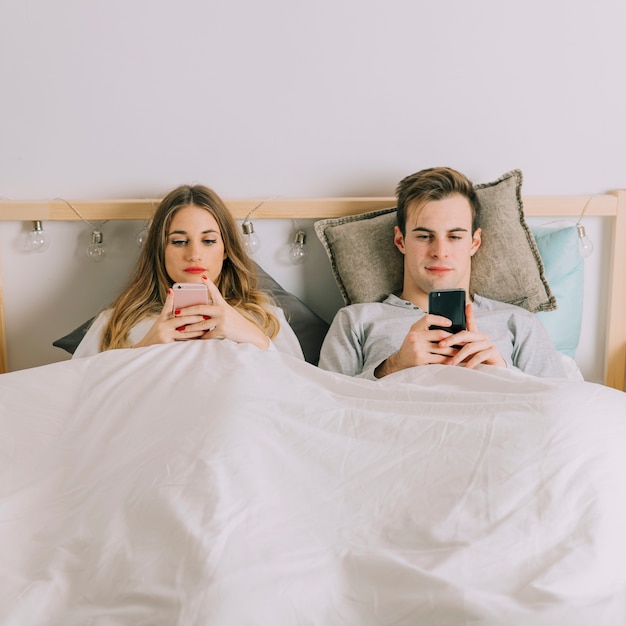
[{"xmin": 168, "ymin": 228, "xmax": 219, "ymax": 236}]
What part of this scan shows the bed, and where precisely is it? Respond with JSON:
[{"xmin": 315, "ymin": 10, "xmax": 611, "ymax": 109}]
[{"xmin": 1, "ymin": 173, "xmax": 626, "ymax": 624}]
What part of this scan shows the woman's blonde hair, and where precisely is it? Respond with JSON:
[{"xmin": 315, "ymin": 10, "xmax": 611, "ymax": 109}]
[{"xmin": 101, "ymin": 184, "xmax": 279, "ymax": 350}]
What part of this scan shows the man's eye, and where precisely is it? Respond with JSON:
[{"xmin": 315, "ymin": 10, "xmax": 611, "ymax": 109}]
[{"xmin": 416, "ymin": 234, "xmax": 432, "ymax": 241}]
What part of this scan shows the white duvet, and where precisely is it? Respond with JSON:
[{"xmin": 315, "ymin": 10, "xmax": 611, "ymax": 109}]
[{"xmin": 1, "ymin": 340, "xmax": 626, "ymax": 625}]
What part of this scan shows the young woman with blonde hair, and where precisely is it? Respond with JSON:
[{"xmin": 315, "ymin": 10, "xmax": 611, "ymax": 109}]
[{"xmin": 73, "ymin": 184, "xmax": 303, "ymax": 359}]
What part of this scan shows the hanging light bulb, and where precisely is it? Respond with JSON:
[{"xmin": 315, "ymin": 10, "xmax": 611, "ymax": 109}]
[
  {"xmin": 29, "ymin": 220, "xmax": 50, "ymax": 252},
  {"xmin": 241, "ymin": 221, "xmax": 261, "ymax": 255},
  {"xmin": 136, "ymin": 220, "xmax": 151, "ymax": 248},
  {"xmin": 87, "ymin": 228, "xmax": 106, "ymax": 262},
  {"xmin": 288, "ymin": 229, "xmax": 308, "ymax": 265},
  {"xmin": 576, "ymin": 223, "xmax": 593, "ymax": 258}
]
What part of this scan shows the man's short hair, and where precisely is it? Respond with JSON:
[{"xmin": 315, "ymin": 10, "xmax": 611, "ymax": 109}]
[{"xmin": 395, "ymin": 167, "xmax": 480, "ymax": 235}]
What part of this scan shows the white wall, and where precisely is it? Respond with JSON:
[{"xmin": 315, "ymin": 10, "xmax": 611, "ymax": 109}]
[{"xmin": 1, "ymin": 0, "xmax": 625, "ymax": 380}]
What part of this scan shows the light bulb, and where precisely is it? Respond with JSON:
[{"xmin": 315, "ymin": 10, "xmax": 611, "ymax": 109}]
[
  {"xmin": 136, "ymin": 221, "xmax": 151, "ymax": 248},
  {"xmin": 29, "ymin": 220, "xmax": 50, "ymax": 252},
  {"xmin": 241, "ymin": 221, "xmax": 261, "ymax": 255},
  {"xmin": 576, "ymin": 223, "xmax": 593, "ymax": 258},
  {"xmin": 87, "ymin": 228, "xmax": 106, "ymax": 262},
  {"xmin": 288, "ymin": 230, "xmax": 308, "ymax": 265}
]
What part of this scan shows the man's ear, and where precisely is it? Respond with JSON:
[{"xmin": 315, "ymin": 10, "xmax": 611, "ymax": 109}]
[
  {"xmin": 470, "ymin": 227, "xmax": 481, "ymax": 257},
  {"xmin": 393, "ymin": 225, "xmax": 406, "ymax": 255}
]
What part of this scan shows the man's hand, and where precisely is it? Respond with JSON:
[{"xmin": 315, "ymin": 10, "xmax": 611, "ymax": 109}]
[
  {"xmin": 374, "ymin": 303, "xmax": 506, "ymax": 378},
  {"xmin": 374, "ymin": 313, "xmax": 461, "ymax": 378},
  {"xmin": 437, "ymin": 302, "xmax": 506, "ymax": 369}
]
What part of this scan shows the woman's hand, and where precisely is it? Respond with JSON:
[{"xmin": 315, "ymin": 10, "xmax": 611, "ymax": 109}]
[
  {"xmin": 172, "ymin": 277, "xmax": 270, "ymax": 350},
  {"xmin": 134, "ymin": 279, "xmax": 270, "ymax": 350},
  {"xmin": 132, "ymin": 288, "xmax": 206, "ymax": 348}
]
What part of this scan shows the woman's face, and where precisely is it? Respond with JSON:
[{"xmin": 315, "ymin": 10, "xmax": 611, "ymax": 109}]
[{"xmin": 164, "ymin": 205, "xmax": 227, "ymax": 285}]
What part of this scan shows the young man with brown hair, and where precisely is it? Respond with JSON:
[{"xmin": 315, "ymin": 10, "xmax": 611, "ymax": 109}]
[{"xmin": 318, "ymin": 167, "xmax": 571, "ymax": 380}]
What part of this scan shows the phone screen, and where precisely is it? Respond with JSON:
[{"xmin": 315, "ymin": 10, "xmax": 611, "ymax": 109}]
[{"xmin": 428, "ymin": 289, "xmax": 466, "ymax": 333}]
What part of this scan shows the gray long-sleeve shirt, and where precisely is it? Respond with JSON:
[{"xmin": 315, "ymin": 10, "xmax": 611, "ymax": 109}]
[{"xmin": 318, "ymin": 293, "xmax": 571, "ymax": 380}]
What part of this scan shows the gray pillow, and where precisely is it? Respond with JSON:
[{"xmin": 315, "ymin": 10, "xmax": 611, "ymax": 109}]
[
  {"xmin": 314, "ymin": 169, "xmax": 556, "ymax": 313},
  {"xmin": 255, "ymin": 263, "xmax": 329, "ymax": 364},
  {"xmin": 52, "ymin": 317, "xmax": 95, "ymax": 354},
  {"xmin": 53, "ymin": 263, "xmax": 329, "ymax": 365}
]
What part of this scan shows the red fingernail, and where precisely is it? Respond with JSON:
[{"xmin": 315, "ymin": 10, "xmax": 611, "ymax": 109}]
[
  {"xmin": 203, "ymin": 315, "xmax": 211, "ymax": 320},
  {"xmin": 168, "ymin": 288, "xmax": 172, "ymax": 294},
  {"xmin": 174, "ymin": 309, "xmax": 181, "ymax": 316},
  {"xmin": 202, "ymin": 274, "xmax": 208, "ymax": 280},
  {"xmin": 176, "ymin": 325, "xmax": 186, "ymax": 331}
]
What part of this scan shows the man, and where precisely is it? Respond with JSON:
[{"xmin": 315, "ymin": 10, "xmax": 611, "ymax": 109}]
[{"xmin": 318, "ymin": 167, "xmax": 570, "ymax": 380}]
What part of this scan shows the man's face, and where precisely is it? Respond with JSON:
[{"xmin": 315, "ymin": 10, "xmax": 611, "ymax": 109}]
[{"xmin": 393, "ymin": 193, "xmax": 481, "ymax": 305}]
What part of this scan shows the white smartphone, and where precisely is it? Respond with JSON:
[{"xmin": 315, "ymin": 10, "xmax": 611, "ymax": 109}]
[{"xmin": 172, "ymin": 283, "xmax": 210, "ymax": 311}]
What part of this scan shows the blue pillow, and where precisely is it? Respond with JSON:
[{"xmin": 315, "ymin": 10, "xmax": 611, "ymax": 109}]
[{"xmin": 532, "ymin": 225, "xmax": 583, "ymax": 358}]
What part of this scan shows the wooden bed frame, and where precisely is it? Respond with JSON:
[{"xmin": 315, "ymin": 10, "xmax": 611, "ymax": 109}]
[{"xmin": 1, "ymin": 193, "xmax": 625, "ymax": 390}]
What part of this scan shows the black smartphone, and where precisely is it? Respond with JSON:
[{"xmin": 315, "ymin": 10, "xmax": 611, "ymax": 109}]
[{"xmin": 428, "ymin": 289, "xmax": 466, "ymax": 333}]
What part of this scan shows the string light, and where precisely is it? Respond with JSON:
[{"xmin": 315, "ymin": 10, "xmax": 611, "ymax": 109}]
[
  {"xmin": 56, "ymin": 198, "xmax": 109, "ymax": 263},
  {"xmin": 240, "ymin": 196, "xmax": 280, "ymax": 256},
  {"xmin": 136, "ymin": 220, "xmax": 151, "ymax": 248},
  {"xmin": 87, "ymin": 228, "xmax": 106, "ymax": 262},
  {"xmin": 288, "ymin": 229, "xmax": 308, "ymax": 264},
  {"xmin": 576, "ymin": 224, "xmax": 593, "ymax": 258},
  {"xmin": 0, "ymin": 195, "xmax": 51, "ymax": 253},
  {"xmin": 576, "ymin": 196, "xmax": 594, "ymax": 258},
  {"xmin": 29, "ymin": 220, "xmax": 50, "ymax": 252},
  {"xmin": 241, "ymin": 220, "xmax": 261, "ymax": 255},
  {"xmin": 136, "ymin": 202, "xmax": 155, "ymax": 248}
]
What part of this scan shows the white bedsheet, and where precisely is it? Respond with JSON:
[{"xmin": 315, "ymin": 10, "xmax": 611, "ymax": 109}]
[{"xmin": 1, "ymin": 340, "xmax": 625, "ymax": 625}]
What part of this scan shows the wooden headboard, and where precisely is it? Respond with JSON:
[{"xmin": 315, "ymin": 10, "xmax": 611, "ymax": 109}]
[{"xmin": 1, "ymin": 193, "xmax": 625, "ymax": 390}]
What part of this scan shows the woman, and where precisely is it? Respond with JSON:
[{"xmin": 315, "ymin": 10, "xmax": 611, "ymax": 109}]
[{"xmin": 73, "ymin": 184, "xmax": 304, "ymax": 359}]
